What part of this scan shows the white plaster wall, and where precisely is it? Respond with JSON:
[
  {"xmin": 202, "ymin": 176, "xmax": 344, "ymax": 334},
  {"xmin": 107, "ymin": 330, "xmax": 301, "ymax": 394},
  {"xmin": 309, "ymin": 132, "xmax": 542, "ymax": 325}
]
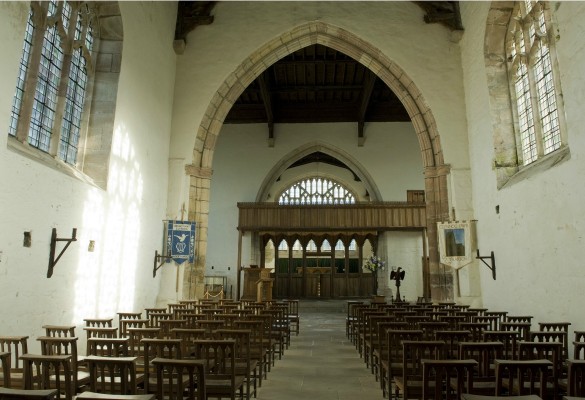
[
  {"xmin": 460, "ymin": 2, "xmax": 585, "ymax": 332},
  {"xmin": 0, "ymin": 2, "xmax": 177, "ymax": 353},
  {"xmin": 207, "ymin": 121, "xmax": 425, "ymax": 294},
  {"xmin": 383, "ymin": 231, "xmax": 425, "ymax": 302},
  {"xmin": 169, "ymin": 1, "xmax": 471, "ymax": 187}
]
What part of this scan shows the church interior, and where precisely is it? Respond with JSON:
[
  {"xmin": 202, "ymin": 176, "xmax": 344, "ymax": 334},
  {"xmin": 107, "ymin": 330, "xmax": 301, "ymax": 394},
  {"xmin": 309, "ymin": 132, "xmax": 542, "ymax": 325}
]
[{"xmin": 1, "ymin": 1, "xmax": 585, "ymax": 398}]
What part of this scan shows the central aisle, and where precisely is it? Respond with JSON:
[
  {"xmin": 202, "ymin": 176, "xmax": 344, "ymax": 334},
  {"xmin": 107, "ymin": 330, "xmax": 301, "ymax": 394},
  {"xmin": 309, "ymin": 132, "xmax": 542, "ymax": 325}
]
[{"xmin": 256, "ymin": 300, "xmax": 383, "ymax": 400}]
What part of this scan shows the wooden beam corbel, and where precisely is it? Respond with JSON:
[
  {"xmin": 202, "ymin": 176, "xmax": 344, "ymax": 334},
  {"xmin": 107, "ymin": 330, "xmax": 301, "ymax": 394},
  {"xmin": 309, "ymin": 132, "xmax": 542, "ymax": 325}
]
[
  {"xmin": 357, "ymin": 71, "xmax": 376, "ymax": 147},
  {"xmin": 258, "ymin": 74, "xmax": 275, "ymax": 147}
]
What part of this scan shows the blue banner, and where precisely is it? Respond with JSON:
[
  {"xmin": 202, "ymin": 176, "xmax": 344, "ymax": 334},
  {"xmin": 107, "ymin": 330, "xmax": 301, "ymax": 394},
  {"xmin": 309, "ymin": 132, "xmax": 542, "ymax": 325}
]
[{"xmin": 166, "ymin": 220, "xmax": 196, "ymax": 264}]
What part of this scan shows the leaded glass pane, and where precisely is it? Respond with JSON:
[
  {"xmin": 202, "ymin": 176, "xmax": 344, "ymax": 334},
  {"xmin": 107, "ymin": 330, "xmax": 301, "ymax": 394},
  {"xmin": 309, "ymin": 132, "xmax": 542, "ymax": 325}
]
[
  {"xmin": 278, "ymin": 177, "xmax": 356, "ymax": 205},
  {"xmin": 8, "ymin": 9, "xmax": 34, "ymax": 136}
]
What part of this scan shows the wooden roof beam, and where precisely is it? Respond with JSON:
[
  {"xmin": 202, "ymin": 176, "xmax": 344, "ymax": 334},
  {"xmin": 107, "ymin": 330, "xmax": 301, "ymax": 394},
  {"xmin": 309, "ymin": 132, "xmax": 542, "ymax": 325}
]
[
  {"xmin": 258, "ymin": 73, "xmax": 275, "ymax": 147},
  {"xmin": 357, "ymin": 70, "xmax": 376, "ymax": 146}
]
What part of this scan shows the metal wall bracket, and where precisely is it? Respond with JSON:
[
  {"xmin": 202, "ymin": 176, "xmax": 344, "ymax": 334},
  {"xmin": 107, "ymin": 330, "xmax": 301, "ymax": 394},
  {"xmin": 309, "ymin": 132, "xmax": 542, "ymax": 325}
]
[
  {"xmin": 153, "ymin": 250, "xmax": 173, "ymax": 277},
  {"xmin": 476, "ymin": 249, "xmax": 496, "ymax": 280},
  {"xmin": 47, "ymin": 228, "xmax": 77, "ymax": 278}
]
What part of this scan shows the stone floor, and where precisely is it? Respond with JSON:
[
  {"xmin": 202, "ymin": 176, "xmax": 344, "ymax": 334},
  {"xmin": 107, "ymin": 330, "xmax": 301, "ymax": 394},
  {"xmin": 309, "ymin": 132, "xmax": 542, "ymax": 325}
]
[{"xmin": 255, "ymin": 299, "xmax": 384, "ymax": 400}]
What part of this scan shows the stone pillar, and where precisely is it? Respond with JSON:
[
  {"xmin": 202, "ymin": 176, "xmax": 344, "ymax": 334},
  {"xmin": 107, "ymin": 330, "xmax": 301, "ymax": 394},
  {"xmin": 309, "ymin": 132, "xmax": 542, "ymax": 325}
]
[
  {"xmin": 424, "ymin": 164, "xmax": 453, "ymax": 301},
  {"xmin": 183, "ymin": 164, "xmax": 212, "ymax": 300}
]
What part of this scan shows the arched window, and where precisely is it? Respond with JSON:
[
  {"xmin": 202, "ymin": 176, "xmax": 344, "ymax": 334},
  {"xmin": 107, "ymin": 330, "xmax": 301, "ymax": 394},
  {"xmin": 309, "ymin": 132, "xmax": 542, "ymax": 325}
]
[
  {"xmin": 9, "ymin": 1, "xmax": 95, "ymax": 166},
  {"xmin": 507, "ymin": 0, "xmax": 564, "ymax": 166},
  {"xmin": 278, "ymin": 177, "xmax": 356, "ymax": 205}
]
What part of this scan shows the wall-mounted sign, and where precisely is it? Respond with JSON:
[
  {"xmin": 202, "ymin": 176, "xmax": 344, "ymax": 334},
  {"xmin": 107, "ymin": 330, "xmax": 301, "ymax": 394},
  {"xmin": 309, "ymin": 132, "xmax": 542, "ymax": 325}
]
[
  {"xmin": 437, "ymin": 221, "xmax": 476, "ymax": 269},
  {"xmin": 166, "ymin": 220, "xmax": 196, "ymax": 264}
]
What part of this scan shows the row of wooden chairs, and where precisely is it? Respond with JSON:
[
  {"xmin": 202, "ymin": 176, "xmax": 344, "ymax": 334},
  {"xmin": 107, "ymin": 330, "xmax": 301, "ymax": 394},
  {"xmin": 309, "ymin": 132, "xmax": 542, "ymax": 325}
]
[
  {"xmin": 0, "ymin": 298, "xmax": 301, "ymax": 400},
  {"xmin": 347, "ymin": 300, "xmax": 582, "ymax": 399}
]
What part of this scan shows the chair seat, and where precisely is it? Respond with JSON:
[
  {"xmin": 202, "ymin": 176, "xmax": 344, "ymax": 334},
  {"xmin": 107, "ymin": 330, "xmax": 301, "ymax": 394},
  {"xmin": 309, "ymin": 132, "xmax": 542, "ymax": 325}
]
[{"xmin": 205, "ymin": 375, "xmax": 246, "ymax": 394}]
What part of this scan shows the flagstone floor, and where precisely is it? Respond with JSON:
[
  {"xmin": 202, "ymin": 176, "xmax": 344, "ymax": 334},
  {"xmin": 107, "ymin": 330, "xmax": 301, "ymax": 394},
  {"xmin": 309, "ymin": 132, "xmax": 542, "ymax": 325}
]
[{"xmin": 255, "ymin": 299, "xmax": 384, "ymax": 400}]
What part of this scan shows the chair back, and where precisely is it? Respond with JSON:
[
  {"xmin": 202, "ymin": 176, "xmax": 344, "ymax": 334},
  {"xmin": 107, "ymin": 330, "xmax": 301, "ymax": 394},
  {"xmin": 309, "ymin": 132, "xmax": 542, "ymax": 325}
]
[
  {"xmin": 567, "ymin": 359, "xmax": 585, "ymax": 396},
  {"xmin": 0, "ymin": 352, "xmax": 10, "ymax": 387},
  {"xmin": 400, "ymin": 340, "xmax": 445, "ymax": 400},
  {"xmin": 21, "ymin": 354, "xmax": 72, "ymax": 400},
  {"xmin": 494, "ymin": 359, "xmax": 552, "ymax": 398},
  {"xmin": 422, "ymin": 359, "xmax": 477, "ymax": 399},
  {"xmin": 152, "ymin": 358, "xmax": 206, "ymax": 400},
  {"xmin": 85, "ymin": 356, "xmax": 138, "ymax": 394},
  {"xmin": 87, "ymin": 338, "xmax": 129, "ymax": 357},
  {"xmin": 141, "ymin": 339, "xmax": 182, "ymax": 394}
]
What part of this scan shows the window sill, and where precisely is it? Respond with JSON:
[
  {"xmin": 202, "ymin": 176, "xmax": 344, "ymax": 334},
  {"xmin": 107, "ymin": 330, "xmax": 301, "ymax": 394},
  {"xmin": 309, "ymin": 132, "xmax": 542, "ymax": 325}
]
[
  {"xmin": 500, "ymin": 145, "xmax": 571, "ymax": 189},
  {"xmin": 7, "ymin": 136, "xmax": 101, "ymax": 189}
]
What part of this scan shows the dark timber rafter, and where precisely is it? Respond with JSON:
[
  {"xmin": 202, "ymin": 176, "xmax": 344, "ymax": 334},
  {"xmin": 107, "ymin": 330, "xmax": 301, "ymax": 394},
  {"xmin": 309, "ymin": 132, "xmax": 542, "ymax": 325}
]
[
  {"xmin": 357, "ymin": 70, "xmax": 376, "ymax": 147},
  {"xmin": 258, "ymin": 73, "xmax": 275, "ymax": 147}
]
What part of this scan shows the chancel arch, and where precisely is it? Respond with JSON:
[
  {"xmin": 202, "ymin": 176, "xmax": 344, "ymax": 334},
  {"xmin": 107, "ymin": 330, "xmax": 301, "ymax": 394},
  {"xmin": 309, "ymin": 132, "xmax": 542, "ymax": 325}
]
[{"xmin": 187, "ymin": 21, "xmax": 451, "ymax": 300}]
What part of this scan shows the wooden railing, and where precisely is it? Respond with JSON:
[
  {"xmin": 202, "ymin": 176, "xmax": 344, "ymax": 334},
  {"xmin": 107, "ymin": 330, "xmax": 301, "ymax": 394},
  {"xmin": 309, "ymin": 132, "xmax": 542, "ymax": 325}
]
[{"xmin": 237, "ymin": 202, "xmax": 426, "ymax": 232}]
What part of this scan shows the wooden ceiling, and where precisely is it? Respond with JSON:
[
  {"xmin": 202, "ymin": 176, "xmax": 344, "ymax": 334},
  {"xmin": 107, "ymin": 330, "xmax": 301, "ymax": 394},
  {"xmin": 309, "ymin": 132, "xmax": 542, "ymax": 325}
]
[{"xmin": 175, "ymin": 2, "xmax": 463, "ymax": 143}]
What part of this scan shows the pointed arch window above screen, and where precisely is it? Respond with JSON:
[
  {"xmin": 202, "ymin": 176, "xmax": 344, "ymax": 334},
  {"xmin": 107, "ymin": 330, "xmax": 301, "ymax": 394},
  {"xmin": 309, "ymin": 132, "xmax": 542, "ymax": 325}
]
[{"xmin": 277, "ymin": 177, "xmax": 356, "ymax": 205}]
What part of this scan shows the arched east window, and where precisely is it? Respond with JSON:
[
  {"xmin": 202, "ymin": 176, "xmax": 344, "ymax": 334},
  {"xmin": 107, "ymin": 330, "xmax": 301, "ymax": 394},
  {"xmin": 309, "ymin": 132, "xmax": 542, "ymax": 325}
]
[
  {"xmin": 507, "ymin": 0, "xmax": 565, "ymax": 166},
  {"xmin": 278, "ymin": 177, "xmax": 356, "ymax": 205}
]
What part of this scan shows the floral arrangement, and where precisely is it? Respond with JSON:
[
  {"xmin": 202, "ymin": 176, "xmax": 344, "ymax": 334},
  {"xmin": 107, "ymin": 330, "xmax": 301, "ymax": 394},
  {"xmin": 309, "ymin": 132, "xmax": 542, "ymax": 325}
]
[{"xmin": 364, "ymin": 255, "xmax": 386, "ymax": 272}]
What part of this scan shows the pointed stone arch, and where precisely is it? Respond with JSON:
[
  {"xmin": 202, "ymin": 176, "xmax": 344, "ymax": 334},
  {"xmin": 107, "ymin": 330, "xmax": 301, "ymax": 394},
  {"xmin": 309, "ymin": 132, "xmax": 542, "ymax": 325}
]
[
  {"xmin": 186, "ymin": 21, "xmax": 451, "ymax": 300},
  {"xmin": 255, "ymin": 141, "xmax": 383, "ymax": 203}
]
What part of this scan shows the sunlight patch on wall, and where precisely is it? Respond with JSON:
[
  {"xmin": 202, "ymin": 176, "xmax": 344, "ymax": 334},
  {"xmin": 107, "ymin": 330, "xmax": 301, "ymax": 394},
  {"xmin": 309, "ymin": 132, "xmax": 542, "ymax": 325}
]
[{"xmin": 72, "ymin": 124, "xmax": 143, "ymax": 324}]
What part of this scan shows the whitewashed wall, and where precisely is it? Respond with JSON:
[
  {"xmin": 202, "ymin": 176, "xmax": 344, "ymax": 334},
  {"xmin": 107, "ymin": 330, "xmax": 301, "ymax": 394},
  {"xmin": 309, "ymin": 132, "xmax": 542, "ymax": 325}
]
[
  {"xmin": 0, "ymin": 2, "xmax": 177, "ymax": 353},
  {"xmin": 460, "ymin": 2, "xmax": 585, "ymax": 332},
  {"xmin": 206, "ymin": 121, "xmax": 425, "ymax": 295}
]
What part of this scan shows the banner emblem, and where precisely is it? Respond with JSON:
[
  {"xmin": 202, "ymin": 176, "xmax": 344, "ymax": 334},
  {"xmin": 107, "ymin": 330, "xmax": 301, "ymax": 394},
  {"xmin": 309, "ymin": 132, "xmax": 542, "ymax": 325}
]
[{"xmin": 166, "ymin": 220, "xmax": 196, "ymax": 264}]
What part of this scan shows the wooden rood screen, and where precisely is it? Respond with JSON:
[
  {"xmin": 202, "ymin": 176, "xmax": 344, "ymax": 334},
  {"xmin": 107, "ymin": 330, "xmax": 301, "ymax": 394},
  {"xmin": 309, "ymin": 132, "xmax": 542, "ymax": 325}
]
[{"xmin": 237, "ymin": 202, "xmax": 427, "ymax": 299}]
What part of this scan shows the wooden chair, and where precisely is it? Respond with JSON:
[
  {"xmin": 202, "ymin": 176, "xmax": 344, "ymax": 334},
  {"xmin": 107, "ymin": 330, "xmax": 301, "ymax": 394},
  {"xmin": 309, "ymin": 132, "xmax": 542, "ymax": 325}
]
[
  {"xmin": 458, "ymin": 341, "xmax": 505, "ymax": 395},
  {"xmin": 422, "ymin": 359, "xmax": 478, "ymax": 399},
  {"xmin": 21, "ymin": 354, "xmax": 73, "ymax": 400},
  {"xmin": 419, "ymin": 322, "xmax": 449, "ymax": 340},
  {"xmin": 85, "ymin": 356, "xmax": 142, "ymax": 395},
  {"xmin": 1, "ymin": 352, "xmax": 10, "ymax": 387},
  {"xmin": 37, "ymin": 337, "xmax": 89, "ymax": 393},
  {"xmin": 538, "ymin": 322, "xmax": 571, "ymax": 361},
  {"xmin": 192, "ymin": 340, "xmax": 245, "ymax": 400},
  {"xmin": 0, "ymin": 337, "xmax": 28, "ymax": 389},
  {"xmin": 148, "ymin": 313, "xmax": 173, "ymax": 328},
  {"xmin": 364, "ymin": 315, "xmax": 394, "ymax": 373},
  {"xmin": 233, "ymin": 321, "xmax": 266, "ymax": 386},
  {"xmin": 501, "ymin": 322, "xmax": 531, "ymax": 341},
  {"xmin": 158, "ymin": 320, "xmax": 187, "ymax": 339},
  {"xmin": 246, "ymin": 314, "xmax": 276, "ymax": 371},
  {"xmin": 42, "ymin": 327, "xmax": 75, "ymax": 339},
  {"xmin": 380, "ymin": 329, "xmax": 424, "ymax": 398},
  {"xmin": 116, "ymin": 313, "xmax": 143, "ymax": 338},
  {"xmin": 151, "ymin": 358, "xmax": 205, "ymax": 400},
  {"xmin": 127, "ymin": 329, "xmax": 160, "ymax": 359},
  {"xmin": 394, "ymin": 340, "xmax": 446, "ymax": 400},
  {"xmin": 87, "ymin": 339, "xmax": 129, "ymax": 358},
  {"xmin": 170, "ymin": 329, "xmax": 206, "ymax": 359},
  {"xmin": 84, "ymin": 328, "xmax": 118, "ymax": 356},
  {"xmin": 119, "ymin": 321, "xmax": 149, "ymax": 339},
  {"xmin": 346, "ymin": 301, "xmax": 364, "ymax": 340},
  {"xmin": 473, "ymin": 316, "xmax": 500, "ymax": 331},
  {"xmin": 140, "ymin": 339, "xmax": 182, "ymax": 394},
  {"xmin": 574, "ymin": 342, "xmax": 585, "ymax": 360},
  {"xmin": 564, "ymin": 359, "xmax": 585, "ymax": 396},
  {"xmin": 517, "ymin": 341, "xmax": 563, "ymax": 399},
  {"xmin": 435, "ymin": 330, "xmax": 471, "ymax": 359},
  {"xmin": 483, "ymin": 331, "xmax": 520, "ymax": 360},
  {"xmin": 372, "ymin": 321, "xmax": 408, "ymax": 383},
  {"xmin": 215, "ymin": 329, "xmax": 258, "ymax": 400},
  {"xmin": 460, "ymin": 323, "xmax": 490, "ymax": 341},
  {"xmin": 494, "ymin": 359, "xmax": 552, "ymax": 398}
]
